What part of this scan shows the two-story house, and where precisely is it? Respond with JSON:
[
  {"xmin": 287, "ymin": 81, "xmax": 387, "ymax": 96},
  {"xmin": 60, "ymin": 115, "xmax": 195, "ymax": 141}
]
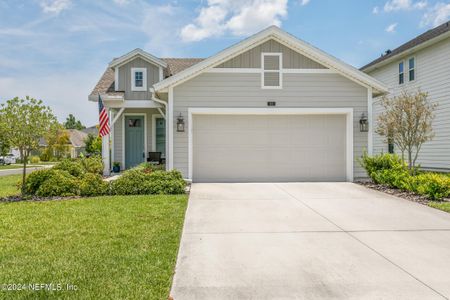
[
  {"xmin": 362, "ymin": 21, "xmax": 450, "ymax": 172},
  {"xmin": 89, "ymin": 26, "xmax": 387, "ymax": 182}
]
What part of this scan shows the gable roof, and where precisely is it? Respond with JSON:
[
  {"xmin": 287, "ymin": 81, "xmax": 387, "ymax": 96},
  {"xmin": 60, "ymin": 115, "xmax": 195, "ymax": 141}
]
[
  {"xmin": 109, "ymin": 48, "xmax": 168, "ymax": 68},
  {"xmin": 362, "ymin": 21, "xmax": 450, "ymax": 72},
  {"xmin": 89, "ymin": 58, "xmax": 203, "ymax": 100},
  {"xmin": 153, "ymin": 26, "xmax": 388, "ymax": 95}
]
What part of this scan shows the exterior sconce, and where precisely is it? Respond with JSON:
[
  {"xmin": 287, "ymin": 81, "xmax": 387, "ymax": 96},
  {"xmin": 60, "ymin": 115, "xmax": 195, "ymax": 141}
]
[
  {"xmin": 359, "ymin": 113, "xmax": 369, "ymax": 132},
  {"xmin": 177, "ymin": 113, "xmax": 185, "ymax": 132}
]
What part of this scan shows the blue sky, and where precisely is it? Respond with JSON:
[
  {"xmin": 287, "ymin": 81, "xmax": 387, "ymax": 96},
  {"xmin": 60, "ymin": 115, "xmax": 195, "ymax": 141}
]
[{"xmin": 0, "ymin": 0, "xmax": 449, "ymax": 125}]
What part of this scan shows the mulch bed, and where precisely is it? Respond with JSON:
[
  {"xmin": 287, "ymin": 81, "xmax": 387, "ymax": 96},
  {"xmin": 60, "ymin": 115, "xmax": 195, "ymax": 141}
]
[
  {"xmin": 0, "ymin": 195, "xmax": 82, "ymax": 203},
  {"xmin": 356, "ymin": 181, "xmax": 450, "ymax": 205}
]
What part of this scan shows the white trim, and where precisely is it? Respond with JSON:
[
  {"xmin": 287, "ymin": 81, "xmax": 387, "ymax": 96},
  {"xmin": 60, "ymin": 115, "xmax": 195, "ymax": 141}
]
[
  {"xmin": 206, "ymin": 68, "xmax": 262, "ymax": 73},
  {"xmin": 107, "ymin": 100, "xmax": 163, "ymax": 109},
  {"xmin": 282, "ymin": 68, "xmax": 336, "ymax": 74},
  {"xmin": 109, "ymin": 48, "xmax": 167, "ymax": 69},
  {"xmin": 111, "ymin": 107, "xmax": 125, "ymax": 125},
  {"xmin": 159, "ymin": 67, "xmax": 163, "ymax": 81},
  {"xmin": 168, "ymin": 86, "xmax": 174, "ymax": 170},
  {"xmin": 407, "ymin": 56, "xmax": 416, "ymax": 82},
  {"xmin": 262, "ymin": 52, "xmax": 282, "ymax": 89},
  {"xmin": 114, "ymin": 67, "xmax": 119, "ymax": 91},
  {"xmin": 131, "ymin": 67, "xmax": 147, "ymax": 91},
  {"xmin": 151, "ymin": 114, "xmax": 164, "ymax": 152},
  {"xmin": 153, "ymin": 26, "xmax": 388, "ymax": 94},
  {"xmin": 188, "ymin": 107, "xmax": 354, "ymax": 182},
  {"xmin": 398, "ymin": 61, "xmax": 405, "ymax": 85},
  {"xmin": 368, "ymin": 87, "xmax": 373, "ymax": 156},
  {"xmin": 122, "ymin": 113, "xmax": 148, "ymax": 169}
]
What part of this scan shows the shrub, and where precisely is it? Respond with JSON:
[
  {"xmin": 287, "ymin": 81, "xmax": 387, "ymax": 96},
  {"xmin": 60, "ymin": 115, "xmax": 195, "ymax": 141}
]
[
  {"xmin": 25, "ymin": 169, "xmax": 56, "ymax": 195},
  {"xmin": 53, "ymin": 159, "xmax": 85, "ymax": 177},
  {"xmin": 135, "ymin": 162, "xmax": 165, "ymax": 173},
  {"xmin": 359, "ymin": 152, "xmax": 406, "ymax": 183},
  {"xmin": 80, "ymin": 156, "xmax": 103, "ymax": 175},
  {"xmin": 36, "ymin": 170, "xmax": 79, "ymax": 197},
  {"xmin": 39, "ymin": 152, "xmax": 51, "ymax": 162},
  {"xmin": 29, "ymin": 156, "xmax": 41, "ymax": 164},
  {"xmin": 111, "ymin": 169, "xmax": 186, "ymax": 195},
  {"xmin": 415, "ymin": 173, "xmax": 450, "ymax": 200},
  {"xmin": 371, "ymin": 167, "xmax": 411, "ymax": 189},
  {"xmin": 79, "ymin": 173, "xmax": 109, "ymax": 197}
]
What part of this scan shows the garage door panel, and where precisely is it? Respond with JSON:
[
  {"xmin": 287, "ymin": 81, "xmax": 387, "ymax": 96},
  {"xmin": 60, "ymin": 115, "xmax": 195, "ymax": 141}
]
[{"xmin": 193, "ymin": 114, "xmax": 346, "ymax": 182}]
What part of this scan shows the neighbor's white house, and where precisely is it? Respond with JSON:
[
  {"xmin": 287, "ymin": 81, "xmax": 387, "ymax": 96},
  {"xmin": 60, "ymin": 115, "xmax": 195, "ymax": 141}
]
[
  {"xmin": 89, "ymin": 26, "xmax": 388, "ymax": 182},
  {"xmin": 362, "ymin": 21, "xmax": 450, "ymax": 172}
]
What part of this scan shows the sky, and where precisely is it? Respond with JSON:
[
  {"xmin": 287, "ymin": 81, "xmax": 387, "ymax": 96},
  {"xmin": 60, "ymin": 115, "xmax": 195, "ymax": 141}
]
[{"xmin": 0, "ymin": 0, "xmax": 449, "ymax": 126}]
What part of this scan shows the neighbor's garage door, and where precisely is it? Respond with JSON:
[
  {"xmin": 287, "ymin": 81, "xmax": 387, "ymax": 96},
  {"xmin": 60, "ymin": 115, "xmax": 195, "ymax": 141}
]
[{"xmin": 192, "ymin": 114, "xmax": 347, "ymax": 182}]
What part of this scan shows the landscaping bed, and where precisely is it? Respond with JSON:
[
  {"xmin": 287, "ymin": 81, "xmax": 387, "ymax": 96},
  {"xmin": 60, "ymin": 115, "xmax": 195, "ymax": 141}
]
[
  {"xmin": 0, "ymin": 194, "xmax": 188, "ymax": 299},
  {"xmin": 360, "ymin": 153, "xmax": 450, "ymax": 213}
]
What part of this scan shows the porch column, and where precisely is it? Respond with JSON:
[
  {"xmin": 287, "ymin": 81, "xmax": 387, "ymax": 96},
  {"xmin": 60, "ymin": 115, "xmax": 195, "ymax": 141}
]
[{"xmin": 102, "ymin": 134, "xmax": 110, "ymax": 176}]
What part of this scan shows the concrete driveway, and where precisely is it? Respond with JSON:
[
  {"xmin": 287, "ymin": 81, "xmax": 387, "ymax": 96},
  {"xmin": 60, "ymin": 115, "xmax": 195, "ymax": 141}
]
[{"xmin": 171, "ymin": 183, "xmax": 450, "ymax": 300}]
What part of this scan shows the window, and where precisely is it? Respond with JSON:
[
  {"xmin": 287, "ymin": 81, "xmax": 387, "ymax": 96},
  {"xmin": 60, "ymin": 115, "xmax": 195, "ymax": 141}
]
[
  {"xmin": 408, "ymin": 57, "xmax": 415, "ymax": 81},
  {"xmin": 128, "ymin": 118, "xmax": 141, "ymax": 127},
  {"xmin": 398, "ymin": 61, "xmax": 404, "ymax": 85},
  {"xmin": 262, "ymin": 53, "xmax": 282, "ymax": 89},
  {"xmin": 131, "ymin": 68, "xmax": 147, "ymax": 91}
]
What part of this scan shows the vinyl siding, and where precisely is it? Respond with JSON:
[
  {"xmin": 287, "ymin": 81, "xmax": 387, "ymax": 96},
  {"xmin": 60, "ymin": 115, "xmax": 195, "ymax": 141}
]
[
  {"xmin": 118, "ymin": 57, "xmax": 160, "ymax": 100},
  {"xmin": 215, "ymin": 39, "xmax": 327, "ymax": 69},
  {"xmin": 368, "ymin": 38, "xmax": 450, "ymax": 170},
  {"xmin": 173, "ymin": 72, "xmax": 368, "ymax": 179},
  {"xmin": 113, "ymin": 108, "xmax": 160, "ymax": 168}
]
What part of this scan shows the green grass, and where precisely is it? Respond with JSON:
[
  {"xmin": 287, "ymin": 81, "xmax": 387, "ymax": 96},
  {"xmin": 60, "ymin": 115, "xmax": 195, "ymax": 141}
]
[
  {"xmin": 0, "ymin": 195, "xmax": 188, "ymax": 299},
  {"xmin": 0, "ymin": 164, "xmax": 24, "ymax": 170},
  {"xmin": 0, "ymin": 174, "xmax": 21, "ymax": 197},
  {"xmin": 429, "ymin": 201, "xmax": 450, "ymax": 213}
]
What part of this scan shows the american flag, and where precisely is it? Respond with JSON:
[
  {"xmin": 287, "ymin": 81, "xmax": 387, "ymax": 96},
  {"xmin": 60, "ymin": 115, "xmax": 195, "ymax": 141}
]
[{"xmin": 98, "ymin": 95, "xmax": 110, "ymax": 137}]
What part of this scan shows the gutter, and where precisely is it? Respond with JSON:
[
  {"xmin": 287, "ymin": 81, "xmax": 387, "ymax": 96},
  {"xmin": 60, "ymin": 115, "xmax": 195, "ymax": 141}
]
[{"xmin": 150, "ymin": 87, "xmax": 167, "ymax": 118}]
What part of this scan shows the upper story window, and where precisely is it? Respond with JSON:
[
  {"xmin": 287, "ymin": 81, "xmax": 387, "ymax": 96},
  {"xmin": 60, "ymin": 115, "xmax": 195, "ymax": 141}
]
[
  {"xmin": 398, "ymin": 61, "xmax": 404, "ymax": 85},
  {"xmin": 262, "ymin": 53, "xmax": 282, "ymax": 89},
  {"xmin": 131, "ymin": 67, "xmax": 147, "ymax": 91},
  {"xmin": 408, "ymin": 57, "xmax": 415, "ymax": 81}
]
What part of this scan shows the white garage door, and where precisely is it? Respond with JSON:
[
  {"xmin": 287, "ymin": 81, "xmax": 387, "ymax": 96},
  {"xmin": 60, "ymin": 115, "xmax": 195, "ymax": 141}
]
[{"xmin": 192, "ymin": 114, "xmax": 347, "ymax": 182}]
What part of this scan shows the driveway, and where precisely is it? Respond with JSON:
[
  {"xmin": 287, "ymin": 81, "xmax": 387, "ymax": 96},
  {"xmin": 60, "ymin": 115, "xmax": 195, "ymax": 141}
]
[{"xmin": 171, "ymin": 183, "xmax": 450, "ymax": 300}]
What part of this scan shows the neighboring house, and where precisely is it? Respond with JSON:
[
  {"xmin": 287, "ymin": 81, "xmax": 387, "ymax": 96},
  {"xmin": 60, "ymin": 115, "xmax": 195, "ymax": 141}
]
[
  {"xmin": 38, "ymin": 129, "xmax": 89, "ymax": 159},
  {"xmin": 89, "ymin": 26, "xmax": 387, "ymax": 182},
  {"xmin": 82, "ymin": 125, "xmax": 99, "ymax": 136},
  {"xmin": 362, "ymin": 21, "xmax": 450, "ymax": 172}
]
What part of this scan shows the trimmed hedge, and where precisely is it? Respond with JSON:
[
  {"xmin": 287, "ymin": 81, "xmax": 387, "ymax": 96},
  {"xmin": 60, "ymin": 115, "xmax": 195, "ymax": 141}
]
[{"xmin": 360, "ymin": 153, "xmax": 450, "ymax": 200}]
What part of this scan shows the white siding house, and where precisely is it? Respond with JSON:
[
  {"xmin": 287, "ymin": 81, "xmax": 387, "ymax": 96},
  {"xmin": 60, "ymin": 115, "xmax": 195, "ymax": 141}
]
[{"xmin": 362, "ymin": 21, "xmax": 450, "ymax": 171}]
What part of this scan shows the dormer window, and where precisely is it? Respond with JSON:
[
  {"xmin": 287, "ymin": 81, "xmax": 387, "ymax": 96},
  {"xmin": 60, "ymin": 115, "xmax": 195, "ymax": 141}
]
[
  {"xmin": 262, "ymin": 53, "xmax": 282, "ymax": 89},
  {"xmin": 131, "ymin": 67, "xmax": 147, "ymax": 91}
]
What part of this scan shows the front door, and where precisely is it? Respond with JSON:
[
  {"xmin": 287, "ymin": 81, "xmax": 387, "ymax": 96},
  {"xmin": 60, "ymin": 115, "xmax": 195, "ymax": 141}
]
[
  {"xmin": 155, "ymin": 117, "xmax": 166, "ymax": 157},
  {"xmin": 125, "ymin": 115, "xmax": 145, "ymax": 169}
]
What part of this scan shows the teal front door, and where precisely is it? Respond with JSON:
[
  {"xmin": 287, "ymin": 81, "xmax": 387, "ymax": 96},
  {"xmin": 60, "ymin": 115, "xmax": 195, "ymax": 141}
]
[
  {"xmin": 125, "ymin": 116, "xmax": 145, "ymax": 168},
  {"xmin": 155, "ymin": 117, "xmax": 166, "ymax": 156}
]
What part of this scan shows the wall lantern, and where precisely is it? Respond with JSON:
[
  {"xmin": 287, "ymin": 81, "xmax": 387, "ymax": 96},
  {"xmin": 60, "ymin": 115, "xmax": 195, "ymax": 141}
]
[
  {"xmin": 177, "ymin": 113, "xmax": 185, "ymax": 132},
  {"xmin": 359, "ymin": 113, "xmax": 369, "ymax": 132}
]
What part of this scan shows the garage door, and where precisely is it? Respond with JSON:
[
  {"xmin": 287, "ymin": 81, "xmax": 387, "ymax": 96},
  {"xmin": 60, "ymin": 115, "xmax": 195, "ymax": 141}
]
[{"xmin": 192, "ymin": 114, "xmax": 347, "ymax": 182}]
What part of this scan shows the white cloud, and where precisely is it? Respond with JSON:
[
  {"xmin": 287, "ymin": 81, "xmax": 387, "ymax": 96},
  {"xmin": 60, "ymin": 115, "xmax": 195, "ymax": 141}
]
[
  {"xmin": 385, "ymin": 22, "xmax": 398, "ymax": 32},
  {"xmin": 300, "ymin": 0, "xmax": 310, "ymax": 6},
  {"xmin": 383, "ymin": 0, "xmax": 427, "ymax": 12},
  {"xmin": 113, "ymin": 0, "xmax": 132, "ymax": 5},
  {"xmin": 421, "ymin": 2, "xmax": 450, "ymax": 27},
  {"xmin": 373, "ymin": 6, "xmax": 380, "ymax": 14},
  {"xmin": 180, "ymin": 0, "xmax": 288, "ymax": 42},
  {"xmin": 40, "ymin": 0, "xmax": 72, "ymax": 14}
]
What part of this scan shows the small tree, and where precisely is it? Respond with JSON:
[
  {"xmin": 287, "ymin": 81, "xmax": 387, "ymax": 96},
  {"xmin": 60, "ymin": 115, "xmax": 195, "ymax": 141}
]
[
  {"xmin": 64, "ymin": 113, "xmax": 85, "ymax": 130},
  {"xmin": 376, "ymin": 90, "xmax": 436, "ymax": 171},
  {"xmin": 0, "ymin": 97, "xmax": 57, "ymax": 195},
  {"xmin": 0, "ymin": 122, "xmax": 10, "ymax": 156},
  {"xmin": 44, "ymin": 123, "xmax": 71, "ymax": 160},
  {"xmin": 84, "ymin": 133, "xmax": 102, "ymax": 155}
]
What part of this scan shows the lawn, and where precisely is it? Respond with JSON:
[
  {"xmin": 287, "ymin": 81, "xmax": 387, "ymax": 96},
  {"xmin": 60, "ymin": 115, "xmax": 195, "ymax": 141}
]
[
  {"xmin": 0, "ymin": 164, "xmax": 24, "ymax": 170},
  {"xmin": 0, "ymin": 174, "xmax": 21, "ymax": 197},
  {"xmin": 429, "ymin": 201, "xmax": 450, "ymax": 213},
  {"xmin": 0, "ymin": 194, "xmax": 188, "ymax": 299}
]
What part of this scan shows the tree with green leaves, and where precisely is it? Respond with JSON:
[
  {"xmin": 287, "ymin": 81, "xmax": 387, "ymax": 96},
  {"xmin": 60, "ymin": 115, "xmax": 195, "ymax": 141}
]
[
  {"xmin": 0, "ymin": 97, "xmax": 58, "ymax": 195},
  {"xmin": 376, "ymin": 90, "xmax": 436, "ymax": 171},
  {"xmin": 84, "ymin": 133, "xmax": 102, "ymax": 155},
  {"xmin": 64, "ymin": 113, "xmax": 85, "ymax": 130},
  {"xmin": 0, "ymin": 122, "xmax": 10, "ymax": 156}
]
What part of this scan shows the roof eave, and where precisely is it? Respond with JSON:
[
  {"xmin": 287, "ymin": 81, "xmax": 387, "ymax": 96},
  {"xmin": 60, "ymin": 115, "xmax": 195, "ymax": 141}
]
[
  {"xmin": 109, "ymin": 49, "xmax": 168, "ymax": 69},
  {"xmin": 362, "ymin": 30, "xmax": 450, "ymax": 73}
]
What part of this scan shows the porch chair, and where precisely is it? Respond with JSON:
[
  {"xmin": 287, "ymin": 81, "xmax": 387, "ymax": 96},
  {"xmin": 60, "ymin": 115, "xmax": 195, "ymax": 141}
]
[{"xmin": 147, "ymin": 152, "xmax": 162, "ymax": 165}]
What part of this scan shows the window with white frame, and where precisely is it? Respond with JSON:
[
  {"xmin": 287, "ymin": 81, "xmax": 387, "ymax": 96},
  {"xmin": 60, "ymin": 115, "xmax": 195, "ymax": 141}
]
[
  {"xmin": 131, "ymin": 67, "xmax": 147, "ymax": 91},
  {"xmin": 262, "ymin": 53, "xmax": 282, "ymax": 89},
  {"xmin": 408, "ymin": 57, "xmax": 415, "ymax": 81},
  {"xmin": 398, "ymin": 61, "xmax": 404, "ymax": 85}
]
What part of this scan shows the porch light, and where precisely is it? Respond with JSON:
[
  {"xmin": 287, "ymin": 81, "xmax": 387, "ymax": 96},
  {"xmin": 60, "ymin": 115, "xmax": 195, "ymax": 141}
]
[
  {"xmin": 177, "ymin": 113, "xmax": 185, "ymax": 132},
  {"xmin": 359, "ymin": 113, "xmax": 369, "ymax": 132}
]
